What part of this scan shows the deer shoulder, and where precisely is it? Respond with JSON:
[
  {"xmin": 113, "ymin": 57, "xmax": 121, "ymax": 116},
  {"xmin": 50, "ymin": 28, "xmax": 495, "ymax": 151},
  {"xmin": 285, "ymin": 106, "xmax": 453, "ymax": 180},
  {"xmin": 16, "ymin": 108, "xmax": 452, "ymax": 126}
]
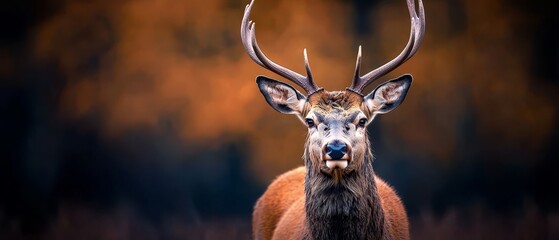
[{"xmin": 252, "ymin": 167, "xmax": 305, "ymax": 240}]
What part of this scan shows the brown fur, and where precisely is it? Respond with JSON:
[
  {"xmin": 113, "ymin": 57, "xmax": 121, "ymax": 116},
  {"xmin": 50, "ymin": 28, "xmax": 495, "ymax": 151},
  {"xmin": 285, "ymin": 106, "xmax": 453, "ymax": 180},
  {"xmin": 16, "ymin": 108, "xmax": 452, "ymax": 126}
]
[
  {"xmin": 253, "ymin": 167, "xmax": 409, "ymax": 240},
  {"xmin": 302, "ymin": 90, "xmax": 364, "ymax": 117},
  {"xmin": 252, "ymin": 167, "xmax": 306, "ymax": 240}
]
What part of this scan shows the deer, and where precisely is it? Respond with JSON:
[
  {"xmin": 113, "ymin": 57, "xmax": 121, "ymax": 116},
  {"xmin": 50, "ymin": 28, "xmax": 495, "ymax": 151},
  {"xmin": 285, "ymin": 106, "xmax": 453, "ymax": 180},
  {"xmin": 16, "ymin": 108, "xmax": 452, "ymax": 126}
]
[{"xmin": 241, "ymin": 0, "xmax": 425, "ymax": 239}]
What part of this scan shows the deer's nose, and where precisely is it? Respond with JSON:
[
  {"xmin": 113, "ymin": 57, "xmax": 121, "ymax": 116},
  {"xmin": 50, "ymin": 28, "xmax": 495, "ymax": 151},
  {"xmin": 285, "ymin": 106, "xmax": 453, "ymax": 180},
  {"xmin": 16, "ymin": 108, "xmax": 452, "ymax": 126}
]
[{"xmin": 325, "ymin": 140, "xmax": 349, "ymax": 160}]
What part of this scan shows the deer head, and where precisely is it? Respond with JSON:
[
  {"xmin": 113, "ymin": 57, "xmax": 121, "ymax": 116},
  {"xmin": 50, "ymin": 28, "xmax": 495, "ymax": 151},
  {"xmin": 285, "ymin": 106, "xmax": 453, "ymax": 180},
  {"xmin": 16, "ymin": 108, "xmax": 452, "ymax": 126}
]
[{"xmin": 241, "ymin": 0, "xmax": 425, "ymax": 179}]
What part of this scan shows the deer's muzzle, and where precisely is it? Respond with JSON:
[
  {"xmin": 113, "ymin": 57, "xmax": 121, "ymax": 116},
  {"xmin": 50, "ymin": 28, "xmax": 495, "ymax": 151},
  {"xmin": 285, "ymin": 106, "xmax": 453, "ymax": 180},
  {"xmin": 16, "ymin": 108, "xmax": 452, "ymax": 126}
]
[{"xmin": 323, "ymin": 140, "xmax": 351, "ymax": 169}]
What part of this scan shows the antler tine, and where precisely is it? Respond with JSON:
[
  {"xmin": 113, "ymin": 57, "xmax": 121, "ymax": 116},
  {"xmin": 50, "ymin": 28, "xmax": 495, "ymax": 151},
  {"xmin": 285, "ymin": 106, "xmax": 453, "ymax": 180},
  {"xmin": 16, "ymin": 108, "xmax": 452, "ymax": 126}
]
[
  {"xmin": 405, "ymin": 0, "xmax": 425, "ymax": 59},
  {"xmin": 240, "ymin": 1, "xmax": 263, "ymax": 66},
  {"xmin": 241, "ymin": 0, "xmax": 320, "ymax": 94},
  {"xmin": 349, "ymin": 0, "xmax": 425, "ymax": 93},
  {"xmin": 352, "ymin": 45, "xmax": 363, "ymax": 89},
  {"xmin": 304, "ymin": 48, "xmax": 314, "ymax": 83}
]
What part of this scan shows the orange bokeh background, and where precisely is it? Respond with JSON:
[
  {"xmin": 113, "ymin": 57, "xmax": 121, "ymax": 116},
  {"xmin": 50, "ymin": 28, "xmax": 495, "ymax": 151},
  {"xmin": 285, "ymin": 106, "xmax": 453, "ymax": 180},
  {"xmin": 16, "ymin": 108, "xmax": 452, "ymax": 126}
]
[{"xmin": 1, "ymin": 0, "xmax": 558, "ymax": 238}]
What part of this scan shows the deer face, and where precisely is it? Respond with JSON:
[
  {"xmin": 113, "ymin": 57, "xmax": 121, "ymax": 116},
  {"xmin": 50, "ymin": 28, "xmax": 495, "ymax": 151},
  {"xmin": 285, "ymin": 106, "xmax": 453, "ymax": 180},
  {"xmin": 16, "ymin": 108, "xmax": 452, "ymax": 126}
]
[{"xmin": 257, "ymin": 75, "xmax": 412, "ymax": 175}]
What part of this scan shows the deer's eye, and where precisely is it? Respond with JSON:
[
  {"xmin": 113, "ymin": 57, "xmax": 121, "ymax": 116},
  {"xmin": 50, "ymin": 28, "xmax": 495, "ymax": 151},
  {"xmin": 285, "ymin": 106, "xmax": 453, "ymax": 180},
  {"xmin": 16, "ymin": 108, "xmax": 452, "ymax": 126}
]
[
  {"xmin": 305, "ymin": 119, "xmax": 315, "ymax": 127},
  {"xmin": 358, "ymin": 118, "xmax": 367, "ymax": 127}
]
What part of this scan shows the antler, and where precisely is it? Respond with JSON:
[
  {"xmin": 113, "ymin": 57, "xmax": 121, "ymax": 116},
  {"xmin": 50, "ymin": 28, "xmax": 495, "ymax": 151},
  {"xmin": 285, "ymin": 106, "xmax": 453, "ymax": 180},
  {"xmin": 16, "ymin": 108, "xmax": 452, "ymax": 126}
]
[
  {"xmin": 349, "ymin": 0, "xmax": 425, "ymax": 93},
  {"xmin": 241, "ymin": 0, "xmax": 321, "ymax": 95}
]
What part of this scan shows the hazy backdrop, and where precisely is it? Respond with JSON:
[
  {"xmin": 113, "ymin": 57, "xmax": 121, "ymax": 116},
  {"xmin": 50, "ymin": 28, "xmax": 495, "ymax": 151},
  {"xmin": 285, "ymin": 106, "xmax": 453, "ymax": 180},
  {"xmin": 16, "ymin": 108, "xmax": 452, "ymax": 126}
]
[{"xmin": 1, "ymin": 0, "xmax": 558, "ymax": 239}]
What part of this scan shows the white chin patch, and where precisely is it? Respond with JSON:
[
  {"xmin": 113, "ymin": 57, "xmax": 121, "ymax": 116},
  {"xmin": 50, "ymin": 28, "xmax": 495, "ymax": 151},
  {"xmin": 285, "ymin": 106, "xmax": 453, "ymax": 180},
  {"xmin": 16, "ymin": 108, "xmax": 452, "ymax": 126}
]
[{"xmin": 326, "ymin": 160, "xmax": 348, "ymax": 169}]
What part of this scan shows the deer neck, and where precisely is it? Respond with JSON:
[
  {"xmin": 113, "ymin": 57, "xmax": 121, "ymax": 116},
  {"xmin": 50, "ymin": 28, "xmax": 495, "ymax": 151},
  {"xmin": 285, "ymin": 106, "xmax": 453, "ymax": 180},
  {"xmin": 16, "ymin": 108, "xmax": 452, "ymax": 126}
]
[{"xmin": 303, "ymin": 143, "xmax": 389, "ymax": 240}]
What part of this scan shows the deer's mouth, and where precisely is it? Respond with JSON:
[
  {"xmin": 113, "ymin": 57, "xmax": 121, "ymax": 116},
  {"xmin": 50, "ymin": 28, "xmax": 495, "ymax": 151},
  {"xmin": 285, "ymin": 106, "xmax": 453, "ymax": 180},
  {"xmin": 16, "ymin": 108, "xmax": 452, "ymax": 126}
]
[
  {"xmin": 321, "ymin": 158, "xmax": 352, "ymax": 181},
  {"xmin": 323, "ymin": 152, "xmax": 351, "ymax": 169},
  {"xmin": 322, "ymin": 148, "xmax": 351, "ymax": 170},
  {"xmin": 321, "ymin": 156, "xmax": 352, "ymax": 180},
  {"xmin": 325, "ymin": 160, "xmax": 349, "ymax": 169}
]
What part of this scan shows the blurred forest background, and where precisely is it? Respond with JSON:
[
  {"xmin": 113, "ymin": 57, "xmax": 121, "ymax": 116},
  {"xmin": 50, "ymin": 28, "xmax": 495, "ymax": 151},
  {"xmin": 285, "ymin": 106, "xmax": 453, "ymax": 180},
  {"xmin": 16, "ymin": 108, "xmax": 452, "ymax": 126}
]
[{"xmin": 1, "ymin": 0, "xmax": 558, "ymax": 239}]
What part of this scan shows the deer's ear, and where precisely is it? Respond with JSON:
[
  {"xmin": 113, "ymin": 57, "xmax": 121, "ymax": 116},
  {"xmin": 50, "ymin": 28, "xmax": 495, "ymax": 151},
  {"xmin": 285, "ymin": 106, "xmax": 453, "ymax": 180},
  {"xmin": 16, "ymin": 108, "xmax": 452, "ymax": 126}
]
[
  {"xmin": 257, "ymin": 76, "xmax": 306, "ymax": 115},
  {"xmin": 364, "ymin": 74, "xmax": 412, "ymax": 114}
]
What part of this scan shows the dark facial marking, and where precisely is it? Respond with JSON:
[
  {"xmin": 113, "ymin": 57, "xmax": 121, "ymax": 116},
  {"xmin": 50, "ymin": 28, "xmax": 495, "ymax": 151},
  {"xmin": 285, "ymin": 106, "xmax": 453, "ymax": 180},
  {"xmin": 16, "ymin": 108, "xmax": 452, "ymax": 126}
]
[
  {"xmin": 346, "ymin": 111, "xmax": 360, "ymax": 125},
  {"xmin": 315, "ymin": 112, "xmax": 326, "ymax": 124}
]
